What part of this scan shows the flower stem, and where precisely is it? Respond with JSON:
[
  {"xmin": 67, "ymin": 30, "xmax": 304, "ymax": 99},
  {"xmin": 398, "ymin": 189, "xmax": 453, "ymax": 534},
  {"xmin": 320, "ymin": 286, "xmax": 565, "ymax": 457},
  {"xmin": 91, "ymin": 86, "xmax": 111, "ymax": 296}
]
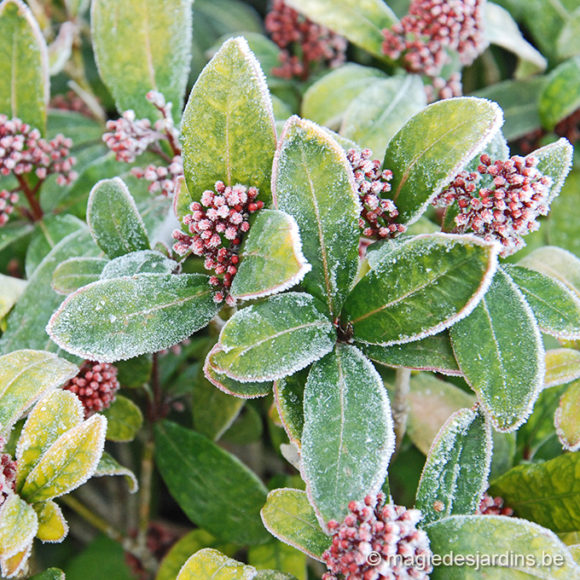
[
  {"xmin": 15, "ymin": 175, "xmax": 43, "ymax": 221},
  {"xmin": 393, "ymin": 368, "xmax": 411, "ymax": 452},
  {"xmin": 136, "ymin": 436, "xmax": 155, "ymax": 558}
]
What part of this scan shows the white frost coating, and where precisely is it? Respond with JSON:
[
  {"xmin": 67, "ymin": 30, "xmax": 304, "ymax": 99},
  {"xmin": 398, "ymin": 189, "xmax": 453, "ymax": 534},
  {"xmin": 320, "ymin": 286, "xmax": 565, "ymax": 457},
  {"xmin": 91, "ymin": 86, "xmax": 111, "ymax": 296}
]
[
  {"xmin": 0, "ymin": 495, "xmax": 38, "ymax": 563},
  {"xmin": 534, "ymin": 138, "xmax": 574, "ymax": 203},
  {"xmin": 93, "ymin": 453, "xmax": 139, "ymax": 493},
  {"xmin": 356, "ymin": 233, "xmax": 500, "ymax": 347},
  {"xmin": 273, "ymin": 380, "xmax": 302, "ymax": 448},
  {"xmin": 100, "ymin": 250, "xmax": 177, "ymax": 279},
  {"xmin": 177, "ymin": 548, "xmax": 257, "ymax": 580},
  {"xmin": 1, "ymin": 542, "xmax": 33, "ymax": 578},
  {"xmin": 37, "ymin": 501, "xmax": 69, "ymax": 543}
]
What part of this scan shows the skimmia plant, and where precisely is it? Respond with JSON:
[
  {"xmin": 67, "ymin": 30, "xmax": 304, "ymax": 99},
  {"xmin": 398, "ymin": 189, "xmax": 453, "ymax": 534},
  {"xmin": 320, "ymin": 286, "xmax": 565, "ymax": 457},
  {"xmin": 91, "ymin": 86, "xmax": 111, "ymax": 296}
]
[{"xmin": 1, "ymin": 0, "xmax": 580, "ymax": 578}]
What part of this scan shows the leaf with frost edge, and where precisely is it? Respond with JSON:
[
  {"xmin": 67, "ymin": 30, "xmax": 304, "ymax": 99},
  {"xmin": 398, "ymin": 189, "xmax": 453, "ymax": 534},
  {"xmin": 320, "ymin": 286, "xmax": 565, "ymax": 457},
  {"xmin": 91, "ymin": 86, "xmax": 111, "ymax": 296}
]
[
  {"xmin": 94, "ymin": 452, "xmax": 139, "ymax": 493},
  {"xmin": 347, "ymin": 233, "xmax": 499, "ymax": 347},
  {"xmin": 532, "ymin": 138, "xmax": 573, "ymax": 203},
  {"xmin": 554, "ymin": 381, "xmax": 580, "ymax": 451},
  {"xmin": 451, "ymin": 268, "xmax": 545, "ymax": 432},
  {"xmin": 415, "ymin": 408, "xmax": 492, "ymax": 525},
  {"xmin": 230, "ymin": 210, "xmax": 312, "ymax": 301},
  {"xmin": 273, "ymin": 378, "xmax": 304, "ymax": 448},
  {"xmin": 20, "ymin": 414, "xmax": 107, "ymax": 503},
  {"xmin": 52, "ymin": 257, "xmax": 109, "ymax": 295},
  {"xmin": 177, "ymin": 548, "xmax": 257, "ymax": 580},
  {"xmin": 545, "ymin": 349, "xmax": 580, "ymax": 388},
  {"xmin": 34, "ymin": 501, "xmax": 69, "ymax": 543},
  {"xmin": 100, "ymin": 250, "xmax": 177, "ymax": 280},
  {"xmin": 0, "ymin": 495, "xmax": 38, "ymax": 562}
]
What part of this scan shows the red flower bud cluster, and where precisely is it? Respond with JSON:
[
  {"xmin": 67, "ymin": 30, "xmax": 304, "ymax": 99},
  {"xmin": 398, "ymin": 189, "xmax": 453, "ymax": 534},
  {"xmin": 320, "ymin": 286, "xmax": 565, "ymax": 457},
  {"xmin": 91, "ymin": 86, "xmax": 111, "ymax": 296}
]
[
  {"xmin": 64, "ymin": 361, "xmax": 120, "ymax": 417},
  {"xmin": 323, "ymin": 492, "xmax": 433, "ymax": 580},
  {"xmin": 131, "ymin": 156, "xmax": 183, "ymax": 198},
  {"xmin": 50, "ymin": 91, "xmax": 96, "ymax": 119},
  {"xmin": 477, "ymin": 493, "xmax": 514, "ymax": 516},
  {"xmin": 434, "ymin": 154, "xmax": 552, "ymax": 257},
  {"xmin": 0, "ymin": 190, "xmax": 19, "ymax": 227},
  {"xmin": 103, "ymin": 110, "xmax": 160, "ymax": 164},
  {"xmin": 173, "ymin": 182, "xmax": 264, "ymax": 305},
  {"xmin": 347, "ymin": 148, "xmax": 406, "ymax": 240},
  {"xmin": 382, "ymin": 0, "xmax": 486, "ymax": 100},
  {"xmin": 265, "ymin": 0, "xmax": 347, "ymax": 80},
  {"xmin": 0, "ymin": 440, "xmax": 17, "ymax": 508}
]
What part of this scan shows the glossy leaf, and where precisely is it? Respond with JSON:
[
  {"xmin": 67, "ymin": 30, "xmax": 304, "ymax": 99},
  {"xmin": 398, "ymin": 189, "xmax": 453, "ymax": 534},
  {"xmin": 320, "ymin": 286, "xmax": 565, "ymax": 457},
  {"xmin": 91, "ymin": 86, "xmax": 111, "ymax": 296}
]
[
  {"xmin": 91, "ymin": 0, "xmax": 192, "ymax": 122},
  {"xmin": 505, "ymin": 265, "xmax": 580, "ymax": 339},
  {"xmin": 102, "ymin": 395, "xmax": 143, "ymax": 442},
  {"xmin": 213, "ymin": 293, "xmax": 335, "ymax": 382},
  {"xmin": 426, "ymin": 515, "xmax": 580, "ymax": 579},
  {"xmin": 16, "ymin": 389, "xmax": 83, "ymax": 489},
  {"xmin": 532, "ymin": 138, "xmax": 574, "ymax": 203},
  {"xmin": 544, "ymin": 349, "xmax": 580, "ymax": 388},
  {"xmin": 451, "ymin": 268, "xmax": 544, "ymax": 432},
  {"xmin": 0, "ymin": 0, "xmax": 48, "ymax": 132},
  {"xmin": 555, "ymin": 380, "xmax": 580, "ymax": 451},
  {"xmin": 155, "ymin": 420, "xmax": 270, "ymax": 545},
  {"xmin": 301, "ymin": 64, "xmax": 387, "ymax": 130},
  {"xmin": 0, "ymin": 275, "xmax": 27, "ymax": 321},
  {"xmin": 20, "ymin": 414, "xmax": 107, "ymax": 503},
  {"xmin": 47, "ymin": 273, "xmax": 218, "ymax": 362},
  {"xmin": 340, "ymin": 76, "xmax": 427, "ymax": 159},
  {"xmin": 273, "ymin": 117, "xmax": 361, "ymax": 317},
  {"xmin": 177, "ymin": 549, "xmax": 256, "ymax": 580},
  {"xmin": 383, "ymin": 97, "xmax": 503, "ymax": 225},
  {"xmin": 249, "ymin": 541, "xmax": 306, "ymax": 580},
  {"xmin": 489, "ymin": 452, "xmax": 580, "ymax": 534},
  {"xmin": 100, "ymin": 250, "xmax": 176, "ymax": 279},
  {"xmin": 94, "ymin": 452, "xmax": 138, "ymax": 493},
  {"xmin": 34, "ymin": 500, "xmax": 68, "ymax": 543},
  {"xmin": 539, "ymin": 57, "xmax": 580, "ymax": 130},
  {"xmin": 0, "ymin": 494, "xmax": 37, "ymax": 567},
  {"xmin": 273, "ymin": 371, "xmax": 307, "ymax": 447},
  {"xmin": 0, "ymin": 350, "xmax": 78, "ymax": 433},
  {"xmin": 181, "ymin": 37, "xmax": 276, "ymax": 205},
  {"xmin": 285, "ymin": 0, "xmax": 397, "ymax": 58},
  {"xmin": 87, "ymin": 178, "xmax": 150, "ymax": 259},
  {"xmin": 344, "ymin": 233, "xmax": 497, "ymax": 346},
  {"xmin": 230, "ymin": 210, "xmax": 311, "ymax": 301},
  {"xmin": 362, "ymin": 332, "xmax": 461, "ymax": 375},
  {"xmin": 301, "ymin": 344, "xmax": 393, "ymax": 525},
  {"xmin": 416, "ymin": 408, "xmax": 491, "ymax": 525},
  {"xmin": 52, "ymin": 257, "xmax": 108, "ymax": 295},
  {"xmin": 260, "ymin": 489, "xmax": 330, "ymax": 561}
]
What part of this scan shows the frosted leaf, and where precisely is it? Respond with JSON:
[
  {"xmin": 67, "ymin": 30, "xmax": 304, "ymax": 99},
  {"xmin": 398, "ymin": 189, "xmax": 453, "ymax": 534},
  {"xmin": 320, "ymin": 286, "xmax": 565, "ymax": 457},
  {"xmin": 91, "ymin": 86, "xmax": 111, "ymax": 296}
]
[
  {"xmin": 0, "ymin": 274, "xmax": 27, "ymax": 320},
  {"xmin": 100, "ymin": 250, "xmax": 177, "ymax": 279},
  {"xmin": 94, "ymin": 452, "xmax": 139, "ymax": 493},
  {"xmin": 544, "ymin": 349, "xmax": 580, "ymax": 388},
  {"xmin": 555, "ymin": 380, "xmax": 580, "ymax": 452},
  {"xmin": 52, "ymin": 257, "xmax": 108, "ymax": 295},
  {"xmin": 34, "ymin": 500, "xmax": 69, "ymax": 543},
  {"xmin": 177, "ymin": 548, "xmax": 257, "ymax": 580},
  {"xmin": 0, "ymin": 494, "xmax": 37, "ymax": 574}
]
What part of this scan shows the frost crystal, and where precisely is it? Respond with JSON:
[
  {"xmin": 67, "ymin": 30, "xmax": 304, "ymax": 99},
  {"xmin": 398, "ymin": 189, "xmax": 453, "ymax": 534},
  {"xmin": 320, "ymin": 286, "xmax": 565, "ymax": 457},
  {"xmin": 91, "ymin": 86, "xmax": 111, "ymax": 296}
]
[
  {"xmin": 382, "ymin": 0, "xmax": 487, "ymax": 101},
  {"xmin": 64, "ymin": 361, "xmax": 120, "ymax": 417},
  {"xmin": 173, "ymin": 181, "xmax": 264, "ymax": 305},
  {"xmin": 477, "ymin": 493, "xmax": 514, "ymax": 516},
  {"xmin": 265, "ymin": 0, "xmax": 347, "ymax": 80},
  {"xmin": 433, "ymin": 154, "xmax": 553, "ymax": 256},
  {"xmin": 322, "ymin": 492, "xmax": 433, "ymax": 580},
  {"xmin": 346, "ymin": 149, "xmax": 406, "ymax": 240}
]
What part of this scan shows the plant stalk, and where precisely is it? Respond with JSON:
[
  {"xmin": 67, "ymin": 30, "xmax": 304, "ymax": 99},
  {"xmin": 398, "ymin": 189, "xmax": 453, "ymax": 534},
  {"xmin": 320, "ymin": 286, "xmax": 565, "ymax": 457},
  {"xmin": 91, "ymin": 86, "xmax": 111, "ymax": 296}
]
[{"xmin": 393, "ymin": 368, "xmax": 411, "ymax": 452}]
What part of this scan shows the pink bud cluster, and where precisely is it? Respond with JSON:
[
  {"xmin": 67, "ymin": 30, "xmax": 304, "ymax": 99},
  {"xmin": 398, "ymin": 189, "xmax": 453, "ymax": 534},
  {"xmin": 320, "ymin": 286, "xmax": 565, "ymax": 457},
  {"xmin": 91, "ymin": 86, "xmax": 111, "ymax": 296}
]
[
  {"xmin": 382, "ymin": 0, "xmax": 486, "ymax": 100},
  {"xmin": 265, "ymin": 0, "xmax": 347, "ymax": 80},
  {"xmin": 131, "ymin": 156, "xmax": 183, "ymax": 198},
  {"xmin": 0, "ymin": 190, "xmax": 19, "ymax": 227},
  {"xmin": 477, "ymin": 493, "xmax": 514, "ymax": 516},
  {"xmin": 50, "ymin": 91, "xmax": 95, "ymax": 119},
  {"xmin": 64, "ymin": 361, "xmax": 120, "ymax": 418},
  {"xmin": 347, "ymin": 148, "xmax": 406, "ymax": 240},
  {"xmin": 0, "ymin": 440, "xmax": 17, "ymax": 508},
  {"xmin": 103, "ymin": 110, "xmax": 160, "ymax": 163},
  {"xmin": 173, "ymin": 182, "xmax": 264, "ymax": 305},
  {"xmin": 0, "ymin": 114, "xmax": 77, "ymax": 183},
  {"xmin": 434, "ymin": 154, "xmax": 552, "ymax": 257},
  {"xmin": 323, "ymin": 493, "xmax": 433, "ymax": 580}
]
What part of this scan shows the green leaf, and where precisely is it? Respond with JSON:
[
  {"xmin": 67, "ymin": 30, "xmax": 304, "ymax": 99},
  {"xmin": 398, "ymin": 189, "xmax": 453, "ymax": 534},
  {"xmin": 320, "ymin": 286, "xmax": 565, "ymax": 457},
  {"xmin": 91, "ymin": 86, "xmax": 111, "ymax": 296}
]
[
  {"xmin": 557, "ymin": 7, "xmax": 580, "ymax": 59},
  {"xmin": 115, "ymin": 355, "xmax": 152, "ymax": 388},
  {"xmin": 91, "ymin": 0, "xmax": 192, "ymax": 122},
  {"xmin": 20, "ymin": 414, "xmax": 106, "ymax": 503},
  {"xmin": 93, "ymin": 452, "xmax": 138, "ymax": 493},
  {"xmin": 155, "ymin": 420, "xmax": 270, "ymax": 545},
  {"xmin": 181, "ymin": 37, "xmax": 276, "ymax": 205},
  {"xmin": 204, "ymin": 344, "xmax": 273, "ymax": 398},
  {"xmin": 102, "ymin": 394, "xmax": 143, "ymax": 442},
  {"xmin": 0, "ymin": 350, "xmax": 78, "ymax": 434},
  {"xmin": 547, "ymin": 169, "xmax": 580, "ymax": 256},
  {"xmin": 52, "ymin": 257, "xmax": 109, "ymax": 295},
  {"xmin": 301, "ymin": 344, "xmax": 393, "ymax": 524},
  {"xmin": 539, "ymin": 57, "xmax": 580, "ymax": 130},
  {"xmin": 100, "ymin": 250, "xmax": 176, "ymax": 279},
  {"xmin": 340, "ymin": 76, "xmax": 427, "ymax": 159},
  {"xmin": 177, "ymin": 549, "xmax": 256, "ymax": 580},
  {"xmin": 272, "ymin": 117, "xmax": 361, "ymax": 318},
  {"xmin": 230, "ymin": 210, "xmax": 311, "ymax": 301},
  {"xmin": 0, "ymin": 0, "xmax": 48, "ymax": 132},
  {"xmin": 532, "ymin": 138, "xmax": 574, "ymax": 203},
  {"xmin": 213, "ymin": 293, "xmax": 335, "ymax": 382},
  {"xmin": 485, "ymin": 2, "xmax": 547, "ymax": 77},
  {"xmin": 504, "ymin": 265, "xmax": 580, "ymax": 340},
  {"xmin": 0, "ymin": 494, "xmax": 37, "ymax": 570},
  {"xmin": 273, "ymin": 371, "xmax": 307, "ymax": 448},
  {"xmin": 344, "ymin": 233, "xmax": 497, "ymax": 346},
  {"xmin": 362, "ymin": 332, "xmax": 461, "ymax": 375},
  {"xmin": 489, "ymin": 452, "xmax": 580, "ymax": 534},
  {"xmin": 0, "ymin": 221, "xmax": 33, "ymax": 254},
  {"xmin": 249, "ymin": 541, "xmax": 306, "ymax": 580},
  {"xmin": 16, "ymin": 389, "xmax": 83, "ymax": 489},
  {"xmin": 47, "ymin": 273, "xmax": 218, "ymax": 362},
  {"xmin": 34, "ymin": 500, "xmax": 68, "ymax": 543},
  {"xmin": 301, "ymin": 64, "xmax": 387, "ymax": 130},
  {"xmin": 450, "ymin": 268, "xmax": 544, "ymax": 432},
  {"xmin": 426, "ymin": 515, "xmax": 580, "ymax": 579},
  {"xmin": 416, "ymin": 408, "xmax": 492, "ymax": 525},
  {"xmin": 285, "ymin": 0, "xmax": 397, "ymax": 59},
  {"xmin": 87, "ymin": 178, "xmax": 150, "ymax": 259},
  {"xmin": 519, "ymin": 246, "xmax": 580, "ymax": 298},
  {"xmin": 260, "ymin": 489, "xmax": 330, "ymax": 561},
  {"xmin": 30, "ymin": 568, "xmax": 65, "ymax": 580},
  {"xmin": 545, "ymin": 349, "xmax": 580, "ymax": 388},
  {"xmin": 407, "ymin": 373, "xmax": 475, "ymax": 456},
  {"xmin": 555, "ymin": 380, "xmax": 580, "ymax": 451},
  {"xmin": 383, "ymin": 97, "xmax": 503, "ymax": 225},
  {"xmin": 0, "ymin": 274, "xmax": 27, "ymax": 321}
]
